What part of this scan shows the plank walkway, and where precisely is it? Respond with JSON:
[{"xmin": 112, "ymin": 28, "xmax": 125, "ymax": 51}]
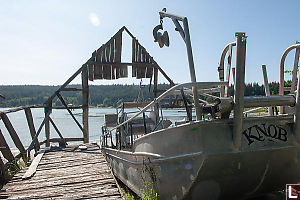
[{"xmin": 2, "ymin": 144, "xmax": 123, "ymax": 200}]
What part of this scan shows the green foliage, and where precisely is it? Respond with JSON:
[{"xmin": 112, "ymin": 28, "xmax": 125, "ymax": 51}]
[
  {"xmin": 141, "ymin": 182, "xmax": 158, "ymax": 200},
  {"xmin": 0, "ymin": 84, "xmax": 169, "ymax": 108},
  {"xmin": 0, "ymin": 82, "xmax": 283, "ymax": 108},
  {"xmin": 6, "ymin": 158, "xmax": 25, "ymax": 178},
  {"xmin": 121, "ymin": 188, "xmax": 139, "ymax": 200},
  {"xmin": 120, "ymin": 181, "xmax": 158, "ymax": 200},
  {"xmin": 226, "ymin": 82, "xmax": 279, "ymax": 96}
]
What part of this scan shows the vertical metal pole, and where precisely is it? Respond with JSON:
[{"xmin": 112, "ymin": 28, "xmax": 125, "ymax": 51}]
[
  {"xmin": 294, "ymin": 50, "xmax": 300, "ymax": 143},
  {"xmin": 153, "ymin": 68, "xmax": 158, "ymax": 98},
  {"xmin": 181, "ymin": 88, "xmax": 192, "ymax": 121},
  {"xmin": 291, "ymin": 48, "xmax": 300, "ymax": 93},
  {"xmin": 182, "ymin": 17, "xmax": 202, "ymax": 121},
  {"xmin": 130, "ymin": 123, "xmax": 133, "ymax": 147},
  {"xmin": 262, "ymin": 65, "xmax": 274, "ymax": 116},
  {"xmin": 225, "ymin": 45, "xmax": 233, "ymax": 97},
  {"xmin": 119, "ymin": 128, "xmax": 122, "ymax": 150},
  {"xmin": 143, "ymin": 112, "xmax": 147, "ymax": 134},
  {"xmin": 101, "ymin": 127, "xmax": 104, "ymax": 146},
  {"xmin": 110, "ymin": 131, "xmax": 113, "ymax": 148},
  {"xmin": 233, "ymin": 32, "xmax": 247, "ymax": 151},
  {"xmin": 232, "ymin": 68, "xmax": 236, "ymax": 83}
]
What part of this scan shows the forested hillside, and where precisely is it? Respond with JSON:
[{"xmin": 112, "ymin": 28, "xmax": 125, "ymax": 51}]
[{"xmin": 0, "ymin": 82, "xmax": 280, "ymax": 108}]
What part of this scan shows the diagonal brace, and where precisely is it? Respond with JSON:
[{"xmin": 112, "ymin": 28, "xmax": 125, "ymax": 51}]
[{"xmin": 56, "ymin": 92, "xmax": 84, "ymax": 132}]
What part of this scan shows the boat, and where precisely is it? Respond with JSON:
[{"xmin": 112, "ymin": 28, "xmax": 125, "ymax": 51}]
[{"xmin": 101, "ymin": 9, "xmax": 300, "ymax": 199}]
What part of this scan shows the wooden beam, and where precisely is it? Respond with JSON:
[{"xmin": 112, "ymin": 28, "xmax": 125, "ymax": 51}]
[
  {"xmin": 93, "ymin": 62, "xmax": 157, "ymax": 67},
  {"xmin": 56, "ymin": 93, "xmax": 84, "ymax": 132},
  {"xmin": 117, "ymin": 102, "xmax": 150, "ymax": 109},
  {"xmin": 24, "ymin": 108, "xmax": 40, "ymax": 152},
  {"xmin": 1, "ymin": 105, "xmax": 41, "ymax": 114},
  {"xmin": 49, "ymin": 117, "xmax": 64, "ymax": 140},
  {"xmin": 39, "ymin": 137, "xmax": 84, "ymax": 145},
  {"xmin": 44, "ymin": 107, "xmax": 51, "ymax": 147},
  {"xmin": 0, "ymin": 128, "xmax": 14, "ymax": 162},
  {"xmin": 0, "ymin": 113, "xmax": 26, "ymax": 158},
  {"xmin": 82, "ymin": 66, "xmax": 89, "ymax": 143},
  {"xmin": 27, "ymin": 111, "xmax": 51, "ymax": 155},
  {"xmin": 52, "ymin": 106, "xmax": 83, "ymax": 110},
  {"xmin": 156, "ymin": 63, "xmax": 175, "ymax": 86},
  {"xmin": 45, "ymin": 65, "xmax": 85, "ymax": 104},
  {"xmin": 22, "ymin": 150, "xmax": 46, "ymax": 180},
  {"xmin": 60, "ymin": 88, "xmax": 83, "ymax": 92},
  {"xmin": 0, "ymin": 156, "xmax": 10, "ymax": 183},
  {"xmin": 51, "ymin": 137, "xmax": 84, "ymax": 143}
]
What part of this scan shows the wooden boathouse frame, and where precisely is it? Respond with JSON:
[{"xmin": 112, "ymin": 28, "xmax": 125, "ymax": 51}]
[
  {"xmin": 0, "ymin": 26, "xmax": 174, "ymax": 184},
  {"xmin": 43, "ymin": 26, "xmax": 174, "ymax": 146}
]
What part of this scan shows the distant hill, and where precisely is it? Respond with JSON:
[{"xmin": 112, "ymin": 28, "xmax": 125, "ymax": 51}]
[{"xmin": 0, "ymin": 82, "xmax": 280, "ymax": 108}]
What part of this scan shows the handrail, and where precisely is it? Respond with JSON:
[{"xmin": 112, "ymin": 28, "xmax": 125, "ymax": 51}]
[
  {"xmin": 279, "ymin": 43, "xmax": 300, "ymax": 114},
  {"xmin": 27, "ymin": 110, "xmax": 51, "ymax": 161},
  {"xmin": 219, "ymin": 42, "xmax": 236, "ymax": 97},
  {"xmin": 0, "ymin": 105, "xmax": 83, "ymax": 114},
  {"xmin": 219, "ymin": 42, "xmax": 236, "ymax": 82},
  {"xmin": 109, "ymin": 81, "xmax": 228, "ymax": 132}
]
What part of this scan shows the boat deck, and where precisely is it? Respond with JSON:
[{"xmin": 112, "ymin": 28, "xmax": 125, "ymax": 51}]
[{"xmin": 2, "ymin": 144, "xmax": 123, "ymax": 200}]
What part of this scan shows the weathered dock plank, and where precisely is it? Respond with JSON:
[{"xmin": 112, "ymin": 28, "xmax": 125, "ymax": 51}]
[{"xmin": 4, "ymin": 144, "xmax": 123, "ymax": 200}]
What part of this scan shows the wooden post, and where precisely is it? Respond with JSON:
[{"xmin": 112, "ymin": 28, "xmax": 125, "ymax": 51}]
[
  {"xmin": 0, "ymin": 157, "xmax": 10, "ymax": 183},
  {"xmin": 44, "ymin": 104, "xmax": 51, "ymax": 147},
  {"xmin": 82, "ymin": 65, "xmax": 89, "ymax": 143},
  {"xmin": 0, "ymin": 113, "xmax": 26, "ymax": 158},
  {"xmin": 0, "ymin": 128, "xmax": 14, "ymax": 162},
  {"xmin": 24, "ymin": 108, "xmax": 40, "ymax": 152}
]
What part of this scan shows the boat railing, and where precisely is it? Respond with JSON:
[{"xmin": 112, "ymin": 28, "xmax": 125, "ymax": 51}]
[
  {"xmin": 279, "ymin": 43, "xmax": 300, "ymax": 114},
  {"xmin": 107, "ymin": 83, "xmax": 299, "ymax": 137},
  {"xmin": 108, "ymin": 81, "xmax": 228, "ymax": 133},
  {"xmin": 218, "ymin": 41, "xmax": 236, "ymax": 97}
]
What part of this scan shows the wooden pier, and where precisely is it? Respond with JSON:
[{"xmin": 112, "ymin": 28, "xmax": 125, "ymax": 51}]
[{"xmin": 2, "ymin": 144, "xmax": 123, "ymax": 200}]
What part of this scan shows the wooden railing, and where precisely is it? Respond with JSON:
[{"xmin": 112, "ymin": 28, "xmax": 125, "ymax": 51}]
[{"xmin": 0, "ymin": 104, "xmax": 88, "ymax": 184}]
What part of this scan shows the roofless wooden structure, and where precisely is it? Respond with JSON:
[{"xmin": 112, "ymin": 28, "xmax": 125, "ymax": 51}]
[
  {"xmin": 0, "ymin": 26, "xmax": 174, "ymax": 186},
  {"xmin": 43, "ymin": 26, "xmax": 174, "ymax": 147}
]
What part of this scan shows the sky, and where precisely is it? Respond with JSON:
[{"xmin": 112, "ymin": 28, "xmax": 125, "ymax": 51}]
[{"xmin": 0, "ymin": 0, "xmax": 300, "ymax": 86}]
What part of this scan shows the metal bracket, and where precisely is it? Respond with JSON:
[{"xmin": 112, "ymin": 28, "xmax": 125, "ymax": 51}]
[{"xmin": 235, "ymin": 32, "xmax": 246, "ymax": 37}]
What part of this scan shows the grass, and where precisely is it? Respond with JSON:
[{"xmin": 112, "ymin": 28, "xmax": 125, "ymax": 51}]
[
  {"xmin": 141, "ymin": 181, "xmax": 158, "ymax": 200},
  {"xmin": 121, "ymin": 188, "xmax": 139, "ymax": 200},
  {"xmin": 118, "ymin": 178, "xmax": 158, "ymax": 200},
  {"xmin": 0, "ymin": 157, "xmax": 26, "ymax": 189},
  {"xmin": 7, "ymin": 159, "xmax": 25, "ymax": 177}
]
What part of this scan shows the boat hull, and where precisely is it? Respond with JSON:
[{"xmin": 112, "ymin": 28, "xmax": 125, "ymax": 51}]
[{"xmin": 102, "ymin": 115, "xmax": 300, "ymax": 199}]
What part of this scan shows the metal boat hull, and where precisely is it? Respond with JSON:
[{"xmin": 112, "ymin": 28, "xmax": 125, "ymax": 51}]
[{"xmin": 102, "ymin": 115, "xmax": 300, "ymax": 199}]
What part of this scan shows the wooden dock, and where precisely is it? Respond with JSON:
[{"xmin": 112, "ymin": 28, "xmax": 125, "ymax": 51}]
[{"xmin": 2, "ymin": 144, "xmax": 123, "ymax": 200}]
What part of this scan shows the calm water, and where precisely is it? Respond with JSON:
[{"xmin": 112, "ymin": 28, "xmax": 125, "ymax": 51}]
[{"xmin": 0, "ymin": 107, "xmax": 189, "ymax": 149}]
